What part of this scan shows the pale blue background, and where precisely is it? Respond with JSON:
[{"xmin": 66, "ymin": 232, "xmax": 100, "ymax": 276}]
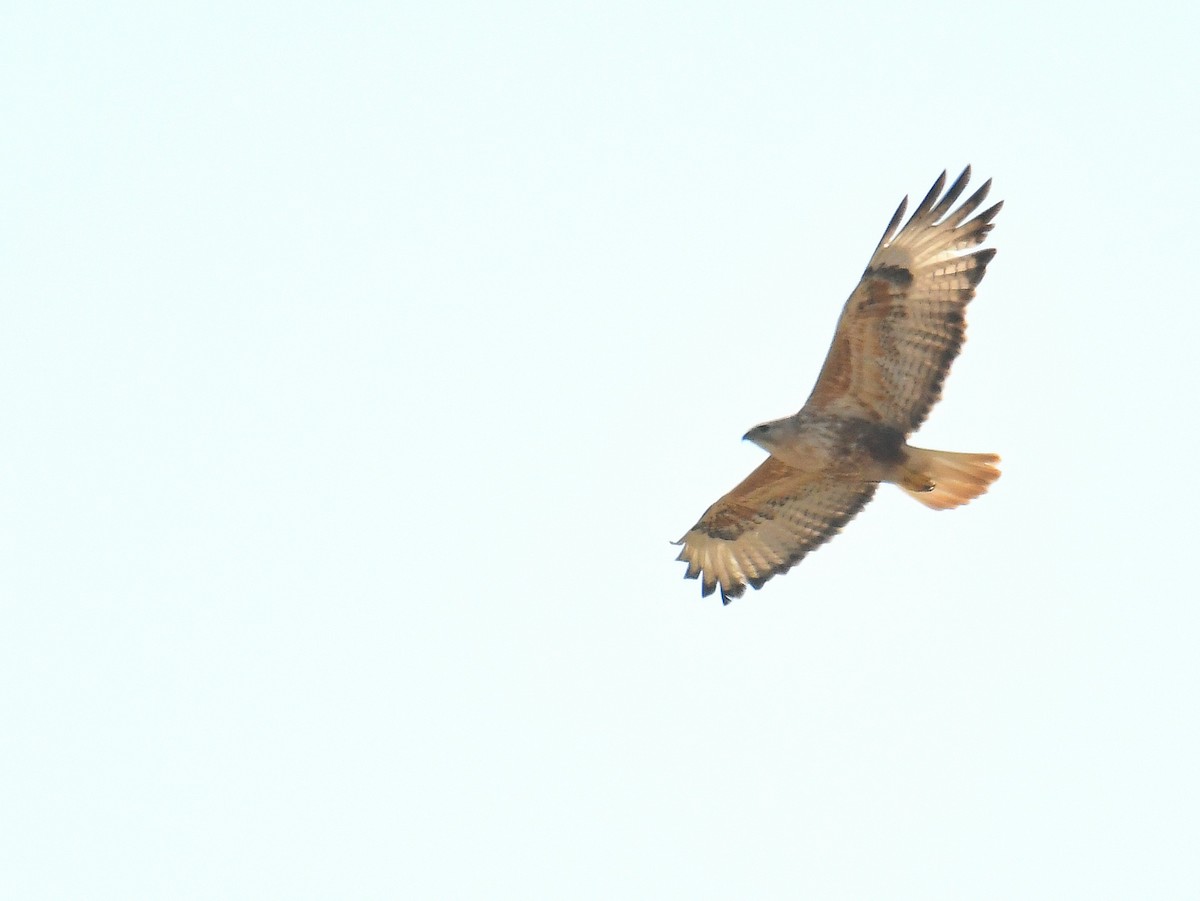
[{"xmin": 4, "ymin": 1, "xmax": 1199, "ymax": 898}]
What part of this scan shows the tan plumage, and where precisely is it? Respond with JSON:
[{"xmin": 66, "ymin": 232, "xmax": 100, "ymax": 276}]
[{"xmin": 675, "ymin": 168, "xmax": 1002, "ymax": 603}]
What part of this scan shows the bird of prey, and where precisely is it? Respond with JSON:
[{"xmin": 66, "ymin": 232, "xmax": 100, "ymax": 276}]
[{"xmin": 675, "ymin": 167, "xmax": 1001, "ymax": 603}]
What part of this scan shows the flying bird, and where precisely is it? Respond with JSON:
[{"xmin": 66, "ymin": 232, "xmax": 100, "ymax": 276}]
[{"xmin": 675, "ymin": 167, "xmax": 1002, "ymax": 603}]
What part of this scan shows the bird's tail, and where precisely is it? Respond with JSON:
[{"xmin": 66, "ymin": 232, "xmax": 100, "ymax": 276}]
[{"xmin": 897, "ymin": 447, "xmax": 1000, "ymax": 510}]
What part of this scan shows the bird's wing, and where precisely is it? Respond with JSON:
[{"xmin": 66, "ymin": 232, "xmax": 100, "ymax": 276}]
[
  {"xmin": 674, "ymin": 457, "xmax": 878, "ymax": 603},
  {"xmin": 804, "ymin": 167, "xmax": 1001, "ymax": 432}
]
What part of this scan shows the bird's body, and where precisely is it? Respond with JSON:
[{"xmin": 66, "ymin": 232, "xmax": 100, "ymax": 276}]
[
  {"xmin": 675, "ymin": 168, "xmax": 1002, "ymax": 603},
  {"xmin": 745, "ymin": 411, "xmax": 904, "ymax": 479}
]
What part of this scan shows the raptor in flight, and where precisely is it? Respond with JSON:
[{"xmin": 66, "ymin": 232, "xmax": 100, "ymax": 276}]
[{"xmin": 675, "ymin": 168, "xmax": 1002, "ymax": 603}]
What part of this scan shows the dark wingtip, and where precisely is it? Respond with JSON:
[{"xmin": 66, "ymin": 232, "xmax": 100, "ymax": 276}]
[
  {"xmin": 978, "ymin": 199, "xmax": 1004, "ymax": 223},
  {"xmin": 720, "ymin": 584, "xmax": 746, "ymax": 604},
  {"xmin": 719, "ymin": 581, "xmax": 747, "ymax": 604},
  {"xmin": 908, "ymin": 170, "xmax": 948, "ymax": 225},
  {"xmin": 966, "ymin": 247, "xmax": 998, "ymax": 286},
  {"xmin": 931, "ymin": 167, "xmax": 974, "ymax": 220},
  {"xmin": 874, "ymin": 196, "xmax": 908, "ymax": 252}
]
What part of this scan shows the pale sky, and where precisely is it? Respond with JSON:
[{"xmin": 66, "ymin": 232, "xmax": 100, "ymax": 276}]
[{"xmin": 4, "ymin": 1, "xmax": 1200, "ymax": 898}]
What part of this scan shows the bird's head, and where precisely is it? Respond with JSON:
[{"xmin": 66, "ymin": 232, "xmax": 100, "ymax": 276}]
[{"xmin": 742, "ymin": 422, "xmax": 780, "ymax": 452}]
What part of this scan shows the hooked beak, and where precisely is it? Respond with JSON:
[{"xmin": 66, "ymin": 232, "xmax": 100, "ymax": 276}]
[{"xmin": 743, "ymin": 424, "xmax": 770, "ymax": 445}]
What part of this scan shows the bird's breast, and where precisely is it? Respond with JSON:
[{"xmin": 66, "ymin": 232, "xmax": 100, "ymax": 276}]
[{"xmin": 767, "ymin": 414, "xmax": 905, "ymax": 479}]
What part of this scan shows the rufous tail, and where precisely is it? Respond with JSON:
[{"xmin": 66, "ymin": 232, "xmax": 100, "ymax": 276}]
[{"xmin": 898, "ymin": 447, "xmax": 1000, "ymax": 511}]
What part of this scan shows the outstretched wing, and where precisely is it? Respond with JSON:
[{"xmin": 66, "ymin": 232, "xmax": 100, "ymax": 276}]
[
  {"xmin": 674, "ymin": 457, "xmax": 878, "ymax": 604},
  {"xmin": 805, "ymin": 167, "xmax": 1002, "ymax": 432}
]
